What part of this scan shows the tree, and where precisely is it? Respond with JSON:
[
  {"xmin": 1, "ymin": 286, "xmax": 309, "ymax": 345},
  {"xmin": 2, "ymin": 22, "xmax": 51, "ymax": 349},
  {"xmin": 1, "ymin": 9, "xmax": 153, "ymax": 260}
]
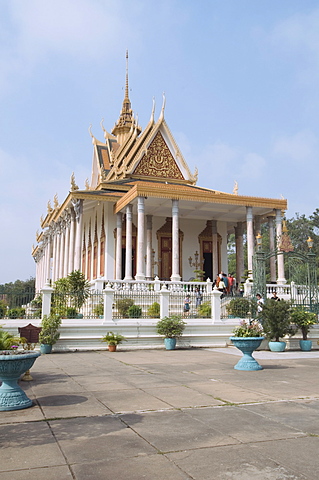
[
  {"xmin": 0, "ymin": 278, "xmax": 35, "ymax": 308},
  {"xmin": 53, "ymin": 271, "xmax": 90, "ymax": 314}
]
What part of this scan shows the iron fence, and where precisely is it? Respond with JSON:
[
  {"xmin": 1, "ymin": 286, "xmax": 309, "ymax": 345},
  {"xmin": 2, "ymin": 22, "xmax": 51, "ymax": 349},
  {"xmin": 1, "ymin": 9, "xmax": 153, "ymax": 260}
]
[
  {"xmin": 0, "ymin": 291, "xmax": 40, "ymax": 319},
  {"xmin": 51, "ymin": 291, "xmax": 103, "ymax": 319},
  {"xmin": 221, "ymin": 294, "xmax": 256, "ymax": 320},
  {"xmin": 113, "ymin": 290, "xmax": 160, "ymax": 319}
]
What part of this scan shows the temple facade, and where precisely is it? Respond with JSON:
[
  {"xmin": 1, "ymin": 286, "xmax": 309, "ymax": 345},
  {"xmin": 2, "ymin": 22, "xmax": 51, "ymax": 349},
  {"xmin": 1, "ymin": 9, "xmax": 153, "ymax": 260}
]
[{"xmin": 32, "ymin": 55, "xmax": 287, "ymax": 291}]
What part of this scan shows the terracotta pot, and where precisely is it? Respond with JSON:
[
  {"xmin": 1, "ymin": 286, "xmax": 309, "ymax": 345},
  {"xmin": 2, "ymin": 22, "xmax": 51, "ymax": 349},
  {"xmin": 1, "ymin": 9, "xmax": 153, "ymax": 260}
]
[{"xmin": 108, "ymin": 345, "xmax": 117, "ymax": 352}]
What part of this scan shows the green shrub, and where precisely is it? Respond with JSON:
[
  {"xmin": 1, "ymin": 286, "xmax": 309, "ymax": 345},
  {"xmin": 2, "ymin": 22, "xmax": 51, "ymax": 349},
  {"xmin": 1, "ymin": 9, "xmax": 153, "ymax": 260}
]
[
  {"xmin": 0, "ymin": 301, "xmax": 7, "ymax": 319},
  {"xmin": 226, "ymin": 298, "xmax": 251, "ymax": 318},
  {"xmin": 290, "ymin": 308, "xmax": 317, "ymax": 340},
  {"xmin": 262, "ymin": 300, "xmax": 294, "ymax": 342},
  {"xmin": 93, "ymin": 303, "xmax": 104, "ymax": 317},
  {"xmin": 66, "ymin": 307, "xmax": 78, "ymax": 319},
  {"xmin": 156, "ymin": 315, "xmax": 186, "ymax": 338},
  {"xmin": 0, "ymin": 327, "xmax": 21, "ymax": 349},
  {"xmin": 127, "ymin": 305, "xmax": 142, "ymax": 318},
  {"xmin": 147, "ymin": 302, "xmax": 160, "ymax": 318},
  {"xmin": 198, "ymin": 301, "xmax": 211, "ymax": 318},
  {"xmin": 116, "ymin": 298, "xmax": 134, "ymax": 318},
  {"xmin": 7, "ymin": 307, "xmax": 25, "ymax": 319},
  {"xmin": 39, "ymin": 314, "xmax": 62, "ymax": 345}
]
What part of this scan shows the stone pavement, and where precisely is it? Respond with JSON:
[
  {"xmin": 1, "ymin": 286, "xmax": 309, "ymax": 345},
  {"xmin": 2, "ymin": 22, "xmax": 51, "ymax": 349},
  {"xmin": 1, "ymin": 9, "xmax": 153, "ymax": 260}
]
[{"xmin": 1, "ymin": 346, "xmax": 319, "ymax": 480}]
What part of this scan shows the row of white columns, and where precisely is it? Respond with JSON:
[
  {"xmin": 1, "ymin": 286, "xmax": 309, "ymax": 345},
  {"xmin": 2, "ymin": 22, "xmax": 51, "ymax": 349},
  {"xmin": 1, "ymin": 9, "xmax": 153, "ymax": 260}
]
[
  {"xmin": 115, "ymin": 197, "xmax": 182, "ymax": 282},
  {"xmin": 35, "ymin": 200, "xmax": 84, "ymax": 289},
  {"xmin": 115, "ymin": 199, "xmax": 285, "ymax": 284}
]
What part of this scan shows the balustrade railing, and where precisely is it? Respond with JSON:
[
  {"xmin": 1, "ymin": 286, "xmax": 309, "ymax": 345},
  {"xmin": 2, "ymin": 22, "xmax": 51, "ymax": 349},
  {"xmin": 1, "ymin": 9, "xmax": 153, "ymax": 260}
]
[{"xmin": 2, "ymin": 279, "xmax": 319, "ymax": 322}]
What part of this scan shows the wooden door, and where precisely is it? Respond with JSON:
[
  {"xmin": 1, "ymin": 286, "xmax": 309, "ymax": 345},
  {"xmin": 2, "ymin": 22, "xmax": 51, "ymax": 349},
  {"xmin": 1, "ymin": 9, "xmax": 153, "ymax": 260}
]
[{"xmin": 160, "ymin": 236, "xmax": 172, "ymax": 280}]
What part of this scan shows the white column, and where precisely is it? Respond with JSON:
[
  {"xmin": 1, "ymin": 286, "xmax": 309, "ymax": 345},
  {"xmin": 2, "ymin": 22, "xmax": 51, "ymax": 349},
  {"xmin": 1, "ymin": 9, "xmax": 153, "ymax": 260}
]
[
  {"xmin": 51, "ymin": 228, "xmax": 57, "ymax": 282},
  {"xmin": 73, "ymin": 199, "xmax": 83, "ymax": 271},
  {"xmin": 41, "ymin": 250, "xmax": 45, "ymax": 289},
  {"xmin": 146, "ymin": 215, "xmax": 153, "ymax": 280},
  {"xmin": 235, "ymin": 222, "xmax": 244, "ymax": 288},
  {"xmin": 135, "ymin": 197, "xmax": 146, "ymax": 281},
  {"xmin": 46, "ymin": 235, "xmax": 52, "ymax": 284},
  {"xmin": 276, "ymin": 209, "xmax": 286, "ymax": 284},
  {"xmin": 59, "ymin": 223, "xmax": 65, "ymax": 279},
  {"xmin": 171, "ymin": 199, "xmax": 181, "ymax": 281},
  {"xmin": 55, "ymin": 225, "xmax": 61, "ymax": 281},
  {"xmin": 116, "ymin": 212, "xmax": 123, "ymax": 280},
  {"xmin": 68, "ymin": 208, "xmax": 76, "ymax": 273},
  {"xmin": 212, "ymin": 220, "xmax": 218, "ymax": 279},
  {"xmin": 124, "ymin": 204, "xmax": 133, "ymax": 280},
  {"xmin": 38, "ymin": 253, "xmax": 44, "ymax": 291},
  {"xmin": 268, "ymin": 216, "xmax": 276, "ymax": 283},
  {"xmin": 246, "ymin": 206, "xmax": 254, "ymax": 279},
  {"xmin": 63, "ymin": 214, "xmax": 70, "ymax": 277}
]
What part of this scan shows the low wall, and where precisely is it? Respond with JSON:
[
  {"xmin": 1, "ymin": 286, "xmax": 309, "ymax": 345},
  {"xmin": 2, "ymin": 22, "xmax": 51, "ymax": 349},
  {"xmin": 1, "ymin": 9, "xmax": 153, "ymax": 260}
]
[{"xmin": 3, "ymin": 319, "xmax": 319, "ymax": 352}]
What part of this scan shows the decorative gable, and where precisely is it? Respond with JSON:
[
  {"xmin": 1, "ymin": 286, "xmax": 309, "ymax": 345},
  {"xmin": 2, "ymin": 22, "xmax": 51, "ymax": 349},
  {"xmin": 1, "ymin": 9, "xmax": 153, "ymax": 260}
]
[{"xmin": 133, "ymin": 131, "xmax": 184, "ymax": 180}]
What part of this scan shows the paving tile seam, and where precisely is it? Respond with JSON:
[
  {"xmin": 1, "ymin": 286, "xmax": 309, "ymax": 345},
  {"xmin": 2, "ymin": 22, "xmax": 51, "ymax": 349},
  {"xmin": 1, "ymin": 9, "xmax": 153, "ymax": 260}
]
[
  {"xmin": 0, "ymin": 464, "xmax": 69, "ymax": 474},
  {"xmin": 160, "ymin": 453, "xmax": 196, "ymax": 479},
  {"xmin": 3, "ymin": 396, "xmax": 318, "ymax": 428},
  {"xmin": 116, "ymin": 416, "xmax": 164, "ymax": 458},
  {"xmin": 46, "ymin": 419, "xmax": 77, "ymax": 479}
]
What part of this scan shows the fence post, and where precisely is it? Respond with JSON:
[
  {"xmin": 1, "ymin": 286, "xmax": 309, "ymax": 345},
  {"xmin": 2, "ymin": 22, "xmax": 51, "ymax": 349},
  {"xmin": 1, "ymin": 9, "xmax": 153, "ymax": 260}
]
[
  {"xmin": 41, "ymin": 283, "xmax": 54, "ymax": 318},
  {"xmin": 244, "ymin": 279, "xmax": 253, "ymax": 297},
  {"xmin": 211, "ymin": 287, "xmax": 221, "ymax": 324},
  {"xmin": 154, "ymin": 276, "xmax": 161, "ymax": 292},
  {"xmin": 206, "ymin": 278, "xmax": 212, "ymax": 293},
  {"xmin": 102, "ymin": 283, "xmax": 114, "ymax": 324},
  {"xmin": 159, "ymin": 284, "xmax": 170, "ymax": 319}
]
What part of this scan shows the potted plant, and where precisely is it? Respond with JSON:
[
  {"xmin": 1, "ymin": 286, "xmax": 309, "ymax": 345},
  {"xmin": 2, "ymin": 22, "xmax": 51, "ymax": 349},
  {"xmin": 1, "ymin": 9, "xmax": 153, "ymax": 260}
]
[
  {"xmin": 0, "ymin": 327, "xmax": 40, "ymax": 411},
  {"xmin": 229, "ymin": 319, "xmax": 264, "ymax": 370},
  {"xmin": 156, "ymin": 315, "xmax": 186, "ymax": 350},
  {"xmin": 101, "ymin": 331, "xmax": 126, "ymax": 351},
  {"xmin": 261, "ymin": 299, "xmax": 295, "ymax": 352},
  {"xmin": 39, "ymin": 314, "xmax": 62, "ymax": 354},
  {"xmin": 290, "ymin": 308, "xmax": 317, "ymax": 351}
]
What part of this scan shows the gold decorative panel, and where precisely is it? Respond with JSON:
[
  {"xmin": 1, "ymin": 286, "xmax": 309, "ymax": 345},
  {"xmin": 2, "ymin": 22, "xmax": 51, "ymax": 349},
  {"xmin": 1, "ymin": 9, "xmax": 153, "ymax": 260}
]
[{"xmin": 134, "ymin": 131, "xmax": 184, "ymax": 179}]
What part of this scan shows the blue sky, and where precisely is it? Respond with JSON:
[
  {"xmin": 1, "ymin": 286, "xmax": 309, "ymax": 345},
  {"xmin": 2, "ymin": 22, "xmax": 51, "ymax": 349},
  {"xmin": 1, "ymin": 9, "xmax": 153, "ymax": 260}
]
[{"xmin": 1, "ymin": 0, "xmax": 319, "ymax": 283}]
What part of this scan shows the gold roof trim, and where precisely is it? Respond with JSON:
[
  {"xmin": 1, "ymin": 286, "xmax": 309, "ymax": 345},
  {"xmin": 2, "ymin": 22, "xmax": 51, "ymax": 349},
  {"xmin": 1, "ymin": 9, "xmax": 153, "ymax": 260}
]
[{"xmin": 114, "ymin": 183, "xmax": 287, "ymax": 214}]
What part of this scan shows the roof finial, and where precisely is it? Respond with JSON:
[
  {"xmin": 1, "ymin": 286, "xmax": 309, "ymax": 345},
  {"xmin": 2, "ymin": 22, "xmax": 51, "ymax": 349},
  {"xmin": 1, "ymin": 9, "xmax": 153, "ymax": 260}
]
[
  {"xmin": 125, "ymin": 50, "xmax": 129, "ymax": 100},
  {"xmin": 150, "ymin": 97, "xmax": 155, "ymax": 123},
  {"xmin": 159, "ymin": 92, "xmax": 166, "ymax": 121}
]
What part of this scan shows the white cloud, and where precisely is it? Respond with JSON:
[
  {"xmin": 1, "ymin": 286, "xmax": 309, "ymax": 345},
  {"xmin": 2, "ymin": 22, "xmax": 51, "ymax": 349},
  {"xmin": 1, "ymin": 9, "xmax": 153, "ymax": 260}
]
[
  {"xmin": 272, "ymin": 130, "xmax": 318, "ymax": 163},
  {"xmin": 192, "ymin": 141, "xmax": 266, "ymax": 193},
  {"xmin": 271, "ymin": 8, "xmax": 319, "ymax": 58},
  {"xmin": 0, "ymin": 0, "xmax": 137, "ymax": 92}
]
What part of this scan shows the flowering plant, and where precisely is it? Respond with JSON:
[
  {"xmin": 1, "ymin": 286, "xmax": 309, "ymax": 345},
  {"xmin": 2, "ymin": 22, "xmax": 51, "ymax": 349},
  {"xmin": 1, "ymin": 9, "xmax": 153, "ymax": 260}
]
[{"xmin": 232, "ymin": 319, "xmax": 264, "ymax": 337}]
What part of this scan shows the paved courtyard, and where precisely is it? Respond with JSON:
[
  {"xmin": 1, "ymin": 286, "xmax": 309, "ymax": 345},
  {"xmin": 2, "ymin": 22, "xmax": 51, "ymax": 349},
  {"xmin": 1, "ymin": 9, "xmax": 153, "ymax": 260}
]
[{"xmin": 1, "ymin": 347, "xmax": 319, "ymax": 479}]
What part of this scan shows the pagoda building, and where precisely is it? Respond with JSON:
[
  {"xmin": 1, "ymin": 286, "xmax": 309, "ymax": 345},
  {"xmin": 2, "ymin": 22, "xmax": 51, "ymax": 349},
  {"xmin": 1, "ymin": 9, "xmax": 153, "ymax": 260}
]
[{"xmin": 32, "ymin": 54, "xmax": 287, "ymax": 291}]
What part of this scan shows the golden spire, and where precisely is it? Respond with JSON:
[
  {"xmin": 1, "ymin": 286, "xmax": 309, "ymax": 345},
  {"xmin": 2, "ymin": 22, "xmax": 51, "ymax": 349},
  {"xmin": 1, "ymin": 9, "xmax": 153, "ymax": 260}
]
[{"xmin": 112, "ymin": 51, "xmax": 141, "ymax": 143}]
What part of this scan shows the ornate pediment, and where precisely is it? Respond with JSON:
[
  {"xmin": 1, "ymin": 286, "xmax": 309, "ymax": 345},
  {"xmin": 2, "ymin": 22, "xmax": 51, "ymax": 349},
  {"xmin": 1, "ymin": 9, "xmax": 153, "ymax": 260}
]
[{"xmin": 133, "ymin": 131, "xmax": 184, "ymax": 180}]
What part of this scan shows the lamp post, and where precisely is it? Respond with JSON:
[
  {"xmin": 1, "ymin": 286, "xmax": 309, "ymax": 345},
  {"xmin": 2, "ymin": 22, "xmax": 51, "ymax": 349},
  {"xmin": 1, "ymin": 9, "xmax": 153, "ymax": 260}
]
[
  {"xmin": 306, "ymin": 236, "xmax": 317, "ymax": 312},
  {"xmin": 253, "ymin": 233, "xmax": 266, "ymax": 300},
  {"xmin": 189, "ymin": 251, "xmax": 204, "ymax": 281}
]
